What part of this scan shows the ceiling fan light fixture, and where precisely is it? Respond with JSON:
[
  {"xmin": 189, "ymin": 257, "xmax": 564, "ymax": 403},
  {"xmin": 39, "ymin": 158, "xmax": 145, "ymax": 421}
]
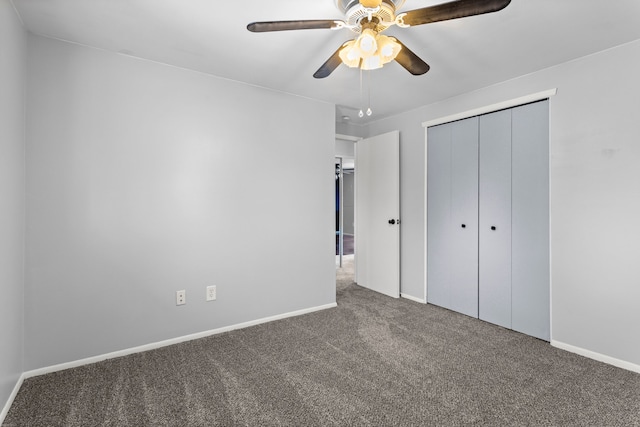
[
  {"xmin": 339, "ymin": 31, "xmax": 401, "ymax": 71},
  {"xmin": 251, "ymin": 0, "xmax": 511, "ymax": 78}
]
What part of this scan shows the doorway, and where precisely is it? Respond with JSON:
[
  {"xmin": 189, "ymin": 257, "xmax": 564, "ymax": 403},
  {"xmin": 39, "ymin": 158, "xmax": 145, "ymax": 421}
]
[
  {"xmin": 334, "ymin": 131, "xmax": 401, "ymax": 299},
  {"xmin": 335, "ymin": 158, "xmax": 355, "ymax": 267},
  {"xmin": 335, "ymin": 135, "xmax": 357, "ymax": 290}
]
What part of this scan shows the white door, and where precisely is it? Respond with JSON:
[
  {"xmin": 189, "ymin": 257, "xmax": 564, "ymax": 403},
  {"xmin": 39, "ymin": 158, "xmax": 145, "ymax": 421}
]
[{"xmin": 355, "ymin": 131, "xmax": 400, "ymax": 298}]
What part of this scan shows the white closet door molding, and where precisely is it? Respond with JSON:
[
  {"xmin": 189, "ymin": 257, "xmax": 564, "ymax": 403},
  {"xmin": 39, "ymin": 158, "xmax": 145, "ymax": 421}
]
[{"xmin": 422, "ymin": 89, "xmax": 557, "ymax": 128}]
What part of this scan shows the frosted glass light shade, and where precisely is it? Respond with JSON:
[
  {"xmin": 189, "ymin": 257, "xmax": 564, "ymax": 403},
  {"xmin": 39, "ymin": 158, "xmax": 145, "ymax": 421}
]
[
  {"xmin": 362, "ymin": 55, "xmax": 382, "ymax": 70},
  {"xmin": 357, "ymin": 29, "xmax": 378, "ymax": 56},
  {"xmin": 339, "ymin": 40, "xmax": 361, "ymax": 68},
  {"xmin": 377, "ymin": 35, "xmax": 401, "ymax": 64}
]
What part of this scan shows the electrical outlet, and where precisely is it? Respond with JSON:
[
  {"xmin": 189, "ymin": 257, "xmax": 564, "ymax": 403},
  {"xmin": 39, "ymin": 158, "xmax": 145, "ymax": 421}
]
[
  {"xmin": 176, "ymin": 290, "xmax": 186, "ymax": 306},
  {"xmin": 206, "ymin": 285, "xmax": 216, "ymax": 302}
]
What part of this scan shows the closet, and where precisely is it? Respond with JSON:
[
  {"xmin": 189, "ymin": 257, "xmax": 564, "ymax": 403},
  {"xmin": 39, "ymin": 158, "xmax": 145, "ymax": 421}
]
[{"xmin": 426, "ymin": 100, "xmax": 550, "ymax": 341}]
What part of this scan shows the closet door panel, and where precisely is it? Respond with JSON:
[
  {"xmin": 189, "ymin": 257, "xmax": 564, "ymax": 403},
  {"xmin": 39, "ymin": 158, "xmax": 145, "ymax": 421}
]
[
  {"xmin": 450, "ymin": 117, "xmax": 479, "ymax": 317},
  {"xmin": 512, "ymin": 100, "xmax": 550, "ymax": 341},
  {"xmin": 479, "ymin": 110, "xmax": 512, "ymax": 329},
  {"xmin": 427, "ymin": 123, "xmax": 452, "ymax": 310}
]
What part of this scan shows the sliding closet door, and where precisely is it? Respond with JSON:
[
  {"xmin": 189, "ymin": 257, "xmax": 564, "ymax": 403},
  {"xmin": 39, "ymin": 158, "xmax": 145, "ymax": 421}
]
[
  {"xmin": 450, "ymin": 118, "xmax": 479, "ymax": 317},
  {"xmin": 427, "ymin": 102, "xmax": 550, "ymax": 339},
  {"xmin": 479, "ymin": 110, "xmax": 512, "ymax": 329},
  {"xmin": 427, "ymin": 123, "xmax": 452, "ymax": 309},
  {"xmin": 427, "ymin": 118, "xmax": 478, "ymax": 317},
  {"xmin": 512, "ymin": 100, "xmax": 550, "ymax": 341}
]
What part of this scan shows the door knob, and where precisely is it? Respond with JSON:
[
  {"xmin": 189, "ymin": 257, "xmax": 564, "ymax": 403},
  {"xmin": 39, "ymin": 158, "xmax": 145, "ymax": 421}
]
[
  {"xmin": 491, "ymin": 226, "xmax": 497, "ymax": 231},
  {"xmin": 388, "ymin": 219, "xmax": 396, "ymax": 225},
  {"xmin": 461, "ymin": 224, "xmax": 466, "ymax": 228}
]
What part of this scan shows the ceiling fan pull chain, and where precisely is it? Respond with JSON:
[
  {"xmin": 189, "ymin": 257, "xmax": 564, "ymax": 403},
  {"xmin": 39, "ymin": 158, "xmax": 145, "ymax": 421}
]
[
  {"xmin": 358, "ymin": 67, "xmax": 365, "ymax": 118},
  {"xmin": 366, "ymin": 70, "xmax": 372, "ymax": 116}
]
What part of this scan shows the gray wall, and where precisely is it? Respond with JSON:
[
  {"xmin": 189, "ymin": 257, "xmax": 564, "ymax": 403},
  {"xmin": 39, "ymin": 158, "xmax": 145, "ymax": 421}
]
[
  {"xmin": 367, "ymin": 39, "xmax": 640, "ymax": 366},
  {"xmin": 0, "ymin": 0, "xmax": 26, "ymax": 412},
  {"xmin": 335, "ymin": 139, "xmax": 355, "ymax": 158},
  {"xmin": 25, "ymin": 35, "xmax": 336, "ymax": 370},
  {"xmin": 336, "ymin": 121, "xmax": 366, "ymax": 139}
]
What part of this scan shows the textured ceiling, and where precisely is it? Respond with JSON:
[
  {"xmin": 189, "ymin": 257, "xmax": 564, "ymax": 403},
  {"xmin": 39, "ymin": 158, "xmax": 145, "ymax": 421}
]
[{"xmin": 12, "ymin": 0, "xmax": 640, "ymax": 125}]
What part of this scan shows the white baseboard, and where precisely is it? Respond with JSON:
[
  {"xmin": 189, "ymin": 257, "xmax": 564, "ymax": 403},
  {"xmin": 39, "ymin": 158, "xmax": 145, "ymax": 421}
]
[
  {"xmin": 401, "ymin": 293, "xmax": 426, "ymax": 304},
  {"xmin": 551, "ymin": 340, "xmax": 640, "ymax": 374},
  {"xmin": 0, "ymin": 373, "xmax": 25, "ymax": 425},
  {"xmin": 24, "ymin": 302, "xmax": 338, "ymax": 380}
]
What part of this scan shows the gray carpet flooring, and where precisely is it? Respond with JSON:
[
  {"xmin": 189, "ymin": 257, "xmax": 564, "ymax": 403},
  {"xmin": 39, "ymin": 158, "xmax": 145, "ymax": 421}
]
[{"xmin": 5, "ymin": 259, "xmax": 640, "ymax": 426}]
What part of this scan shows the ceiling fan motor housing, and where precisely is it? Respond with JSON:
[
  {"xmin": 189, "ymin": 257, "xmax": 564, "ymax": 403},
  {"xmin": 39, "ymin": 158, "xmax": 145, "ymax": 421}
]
[
  {"xmin": 336, "ymin": 0, "xmax": 406, "ymax": 33},
  {"xmin": 335, "ymin": 0, "xmax": 405, "ymax": 12}
]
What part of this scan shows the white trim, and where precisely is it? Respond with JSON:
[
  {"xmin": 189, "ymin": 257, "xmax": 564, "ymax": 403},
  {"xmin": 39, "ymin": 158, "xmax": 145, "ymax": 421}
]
[
  {"xmin": 548, "ymin": 113, "xmax": 554, "ymax": 343},
  {"xmin": 423, "ymin": 129, "xmax": 429, "ymax": 304},
  {"xmin": 23, "ymin": 303, "xmax": 337, "ymax": 379},
  {"xmin": 335, "ymin": 133, "xmax": 362, "ymax": 142},
  {"xmin": 551, "ymin": 340, "xmax": 640, "ymax": 374},
  {"xmin": 401, "ymin": 293, "xmax": 426, "ymax": 304},
  {"xmin": 0, "ymin": 373, "xmax": 25, "ymax": 424},
  {"xmin": 422, "ymin": 89, "xmax": 558, "ymax": 128}
]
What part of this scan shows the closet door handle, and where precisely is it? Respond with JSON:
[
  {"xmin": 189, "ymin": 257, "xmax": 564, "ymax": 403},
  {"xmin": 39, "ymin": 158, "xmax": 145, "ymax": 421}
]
[
  {"xmin": 461, "ymin": 224, "xmax": 466, "ymax": 228},
  {"xmin": 491, "ymin": 226, "xmax": 497, "ymax": 231},
  {"xmin": 388, "ymin": 219, "xmax": 396, "ymax": 225}
]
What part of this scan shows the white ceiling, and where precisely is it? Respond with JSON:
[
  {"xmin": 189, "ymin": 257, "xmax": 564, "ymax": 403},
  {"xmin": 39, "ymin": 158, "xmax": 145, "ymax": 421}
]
[{"xmin": 11, "ymin": 0, "xmax": 640, "ymax": 125}]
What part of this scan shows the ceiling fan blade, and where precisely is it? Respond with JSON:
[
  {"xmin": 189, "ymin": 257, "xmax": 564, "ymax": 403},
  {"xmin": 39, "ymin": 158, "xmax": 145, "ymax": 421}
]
[
  {"xmin": 394, "ymin": 40, "xmax": 430, "ymax": 75},
  {"xmin": 247, "ymin": 20, "xmax": 339, "ymax": 32},
  {"xmin": 401, "ymin": 0, "xmax": 511, "ymax": 27},
  {"xmin": 313, "ymin": 45, "xmax": 345, "ymax": 79}
]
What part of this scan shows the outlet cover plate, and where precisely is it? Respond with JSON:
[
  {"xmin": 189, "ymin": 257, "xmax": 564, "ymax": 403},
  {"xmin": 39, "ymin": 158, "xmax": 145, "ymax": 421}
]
[
  {"xmin": 176, "ymin": 290, "xmax": 186, "ymax": 306},
  {"xmin": 206, "ymin": 285, "xmax": 216, "ymax": 301}
]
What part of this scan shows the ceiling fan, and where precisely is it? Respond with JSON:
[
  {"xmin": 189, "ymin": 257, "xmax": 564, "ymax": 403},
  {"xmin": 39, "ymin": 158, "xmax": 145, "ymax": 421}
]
[{"xmin": 247, "ymin": 0, "xmax": 511, "ymax": 78}]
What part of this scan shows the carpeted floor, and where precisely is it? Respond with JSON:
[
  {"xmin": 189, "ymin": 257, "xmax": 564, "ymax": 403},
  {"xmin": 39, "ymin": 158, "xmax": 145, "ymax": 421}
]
[{"xmin": 5, "ymin": 258, "xmax": 640, "ymax": 426}]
